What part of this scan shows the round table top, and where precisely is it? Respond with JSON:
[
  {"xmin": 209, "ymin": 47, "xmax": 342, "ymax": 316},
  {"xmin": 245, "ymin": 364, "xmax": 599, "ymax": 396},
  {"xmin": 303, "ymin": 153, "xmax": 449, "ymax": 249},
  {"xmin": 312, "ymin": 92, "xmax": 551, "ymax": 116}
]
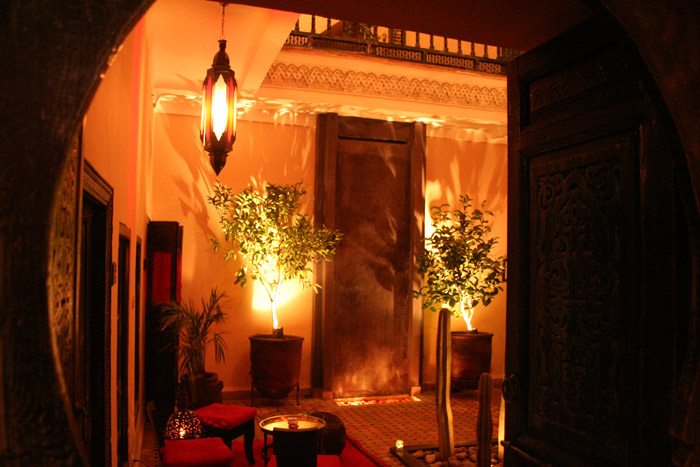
[{"xmin": 259, "ymin": 414, "xmax": 326, "ymax": 432}]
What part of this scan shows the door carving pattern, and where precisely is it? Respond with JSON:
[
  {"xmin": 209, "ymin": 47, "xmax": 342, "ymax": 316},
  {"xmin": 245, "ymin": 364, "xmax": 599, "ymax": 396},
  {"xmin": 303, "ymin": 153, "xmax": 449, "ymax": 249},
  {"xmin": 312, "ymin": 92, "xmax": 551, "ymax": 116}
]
[
  {"xmin": 529, "ymin": 47, "xmax": 630, "ymax": 114},
  {"xmin": 50, "ymin": 132, "xmax": 79, "ymax": 395},
  {"xmin": 530, "ymin": 150, "xmax": 625, "ymax": 447}
]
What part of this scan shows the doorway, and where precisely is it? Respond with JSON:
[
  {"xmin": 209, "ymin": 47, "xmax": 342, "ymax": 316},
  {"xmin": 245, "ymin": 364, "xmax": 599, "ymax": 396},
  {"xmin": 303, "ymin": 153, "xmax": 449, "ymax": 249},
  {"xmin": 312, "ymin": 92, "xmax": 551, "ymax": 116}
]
[
  {"xmin": 117, "ymin": 224, "xmax": 131, "ymax": 467},
  {"xmin": 7, "ymin": 1, "xmax": 694, "ymax": 466},
  {"xmin": 78, "ymin": 161, "xmax": 113, "ymax": 466},
  {"xmin": 313, "ymin": 114, "xmax": 425, "ymax": 398},
  {"xmin": 134, "ymin": 237, "xmax": 142, "ymax": 413}
]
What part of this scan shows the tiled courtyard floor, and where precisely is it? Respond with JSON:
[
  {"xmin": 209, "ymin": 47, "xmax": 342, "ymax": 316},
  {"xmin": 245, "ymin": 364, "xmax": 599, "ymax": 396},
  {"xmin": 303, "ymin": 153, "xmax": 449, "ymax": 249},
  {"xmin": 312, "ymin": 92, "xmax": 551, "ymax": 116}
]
[
  {"xmin": 230, "ymin": 387, "xmax": 502, "ymax": 467},
  {"xmin": 141, "ymin": 387, "xmax": 502, "ymax": 467}
]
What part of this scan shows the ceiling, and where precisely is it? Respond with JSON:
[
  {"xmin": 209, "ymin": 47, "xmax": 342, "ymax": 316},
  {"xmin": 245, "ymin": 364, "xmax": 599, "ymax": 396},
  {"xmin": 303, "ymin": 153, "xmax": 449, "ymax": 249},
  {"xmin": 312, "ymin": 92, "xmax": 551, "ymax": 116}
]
[
  {"xmin": 230, "ymin": 0, "xmax": 594, "ymax": 51},
  {"xmin": 146, "ymin": 0, "xmax": 592, "ymax": 94},
  {"xmin": 146, "ymin": 0, "xmax": 300, "ymax": 97},
  {"xmin": 145, "ymin": 0, "xmax": 591, "ymax": 134}
]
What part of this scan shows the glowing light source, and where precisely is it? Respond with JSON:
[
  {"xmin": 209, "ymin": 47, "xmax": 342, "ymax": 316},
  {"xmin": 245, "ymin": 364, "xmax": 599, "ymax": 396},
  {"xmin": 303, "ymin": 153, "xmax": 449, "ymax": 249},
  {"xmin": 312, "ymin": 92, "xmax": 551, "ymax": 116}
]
[
  {"xmin": 165, "ymin": 409, "xmax": 203, "ymax": 440},
  {"xmin": 200, "ymin": 3, "xmax": 237, "ymax": 175},
  {"xmin": 334, "ymin": 395, "xmax": 420, "ymax": 406},
  {"xmin": 395, "ymin": 440, "xmax": 404, "ymax": 450},
  {"xmin": 251, "ymin": 279, "xmax": 304, "ymax": 314}
]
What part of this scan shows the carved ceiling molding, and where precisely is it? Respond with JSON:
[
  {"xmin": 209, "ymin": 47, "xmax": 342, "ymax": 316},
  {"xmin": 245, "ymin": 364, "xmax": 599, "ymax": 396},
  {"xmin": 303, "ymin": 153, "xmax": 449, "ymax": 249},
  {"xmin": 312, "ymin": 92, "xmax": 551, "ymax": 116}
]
[{"xmin": 263, "ymin": 62, "xmax": 507, "ymax": 111}]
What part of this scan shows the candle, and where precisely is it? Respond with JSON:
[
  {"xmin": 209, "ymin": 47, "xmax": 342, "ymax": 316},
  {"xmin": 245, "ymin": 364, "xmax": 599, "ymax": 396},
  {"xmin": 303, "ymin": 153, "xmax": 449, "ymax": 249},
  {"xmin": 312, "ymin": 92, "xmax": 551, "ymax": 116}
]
[
  {"xmin": 395, "ymin": 440, "xmax": 404, "ymax": 450},
  {"xmin": 179, "ymin": 428, "xmax": 186, "ymax": 439}
]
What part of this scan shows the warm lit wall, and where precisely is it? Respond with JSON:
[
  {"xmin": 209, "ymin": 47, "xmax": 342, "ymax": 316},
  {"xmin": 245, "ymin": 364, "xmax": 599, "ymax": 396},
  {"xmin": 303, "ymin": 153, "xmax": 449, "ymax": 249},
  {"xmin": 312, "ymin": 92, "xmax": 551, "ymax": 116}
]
[
  {"xmin": 150, "ymin": 113, "xmax": 317, "ymax": 393},
  {"xmin": 82, "ymin": 19, "xmax": 153, "ymax": 467},
  {"xmin": 150, "ymin": 109, "xmax": 508, "ymax": 393},
  {"xmin": 85, "ymin": 3, "xmax": 507, "ymax": 417},
  {"xmin": 422, "ymin": 136, "xmax": 508, "ymax": 385}
]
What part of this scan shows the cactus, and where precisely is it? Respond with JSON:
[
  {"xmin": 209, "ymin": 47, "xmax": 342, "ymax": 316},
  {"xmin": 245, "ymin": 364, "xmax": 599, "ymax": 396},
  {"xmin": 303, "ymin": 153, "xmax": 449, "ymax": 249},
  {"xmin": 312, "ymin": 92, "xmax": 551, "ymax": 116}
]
[
  {"xmin": 476, "ymin": 372, "xmax": 493, "ymax": 467},
  {"xmin": 436, "ymin": 307, "xmax": 455, "ymax": 461}
]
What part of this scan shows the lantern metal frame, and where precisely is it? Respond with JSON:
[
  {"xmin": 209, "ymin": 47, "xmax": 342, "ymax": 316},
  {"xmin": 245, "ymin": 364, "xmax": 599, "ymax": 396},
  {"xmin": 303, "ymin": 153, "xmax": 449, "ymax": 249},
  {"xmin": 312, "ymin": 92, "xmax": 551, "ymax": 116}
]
[
  {"xmin": 200, "ymin": 4, "xmax": 238, "ymax": 175},
  {"xmin": 165, "ymin": 409, "xmax": 204, "ymax": 440}
]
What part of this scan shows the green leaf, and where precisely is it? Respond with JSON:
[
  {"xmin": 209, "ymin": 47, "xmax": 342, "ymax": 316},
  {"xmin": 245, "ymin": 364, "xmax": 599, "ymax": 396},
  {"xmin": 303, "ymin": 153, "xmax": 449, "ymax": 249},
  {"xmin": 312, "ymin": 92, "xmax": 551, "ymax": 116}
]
[
  {"xmin": 209, "ymin": 181, "xmax": 343, "ymax": 329},
  {"xmin": 413, "ymin": 194, "xmax": 505, "ymax": 326},
  {"xmin": 158, "ymin": 288, "xmax": 229, "ymax": 376}
]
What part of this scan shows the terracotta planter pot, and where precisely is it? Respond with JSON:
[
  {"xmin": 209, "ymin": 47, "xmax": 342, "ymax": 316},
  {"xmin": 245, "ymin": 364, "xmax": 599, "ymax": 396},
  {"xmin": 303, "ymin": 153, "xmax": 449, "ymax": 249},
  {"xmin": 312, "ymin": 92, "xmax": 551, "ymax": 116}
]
[
  {"xmin": 249, "ymin": 334, "xmax": 304, "ymax": 399},
  {"xmin": 450, "ymin": 331, "xmax": 493, "ymax": 390},
  {"xmin": 184, "ymin": 371, "xmax": 223, "ymax": 409}
]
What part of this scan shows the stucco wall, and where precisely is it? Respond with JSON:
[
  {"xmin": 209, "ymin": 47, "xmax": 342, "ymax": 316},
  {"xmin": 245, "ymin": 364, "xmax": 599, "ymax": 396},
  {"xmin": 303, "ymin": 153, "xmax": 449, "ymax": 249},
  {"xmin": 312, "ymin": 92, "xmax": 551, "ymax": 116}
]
[
  {"xmin": 82, "ymin": 5, "xmax": 509, "ymax": 407},
  {"xmin": 422, "ymin": 137, "xmax": 508, "ymax": 385},
  {"xmin": 150, "ymin": 113, "xmax": 318, "ymax": 392},
  {"xmin": 148, "ymin": 108, "xmax": 508, "ymax": 392},
  {"xmin": 82, "ymin": 19, "xmax": 153, "ymax": 466},
  {"xmin": 4, "ymin": 0, "xmax": 698, "ymax": 464}
]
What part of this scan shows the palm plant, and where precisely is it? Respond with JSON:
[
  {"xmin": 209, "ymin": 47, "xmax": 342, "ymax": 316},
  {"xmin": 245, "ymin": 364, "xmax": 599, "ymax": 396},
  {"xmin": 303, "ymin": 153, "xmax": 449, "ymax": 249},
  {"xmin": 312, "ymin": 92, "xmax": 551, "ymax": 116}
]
[
  {"xmin": 415, "ymin": 194, "xmax": 505, "ymax": 331},
  {"xmin": 159, "ymin": 287, "xmax": 229, "ymax": 378}
]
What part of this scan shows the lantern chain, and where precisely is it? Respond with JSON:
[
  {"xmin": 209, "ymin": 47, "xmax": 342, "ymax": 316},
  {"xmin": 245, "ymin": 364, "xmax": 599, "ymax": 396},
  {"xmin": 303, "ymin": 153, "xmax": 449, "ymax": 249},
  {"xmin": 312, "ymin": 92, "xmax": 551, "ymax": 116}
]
[{"xmin": 220, "ymin": 2, "xmax": 226, "ymax": 40}]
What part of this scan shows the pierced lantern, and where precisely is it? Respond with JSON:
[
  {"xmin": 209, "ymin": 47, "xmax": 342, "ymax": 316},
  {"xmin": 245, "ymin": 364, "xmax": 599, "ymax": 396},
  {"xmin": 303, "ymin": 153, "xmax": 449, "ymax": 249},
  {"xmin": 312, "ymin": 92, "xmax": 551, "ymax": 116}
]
[
  {"xmin": 201, "ymin": 39, "xmax": 237, "ymax": 175},
  {"xmin": 165, "ymin": 409, "xmax": 203, "ymax": 440}
]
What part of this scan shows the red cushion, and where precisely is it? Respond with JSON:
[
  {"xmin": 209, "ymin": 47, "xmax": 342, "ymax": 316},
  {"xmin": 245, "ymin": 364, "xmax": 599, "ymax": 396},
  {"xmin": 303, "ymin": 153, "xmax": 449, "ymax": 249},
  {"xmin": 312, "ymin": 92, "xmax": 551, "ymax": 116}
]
[
  {"xmin": 195, "ymin": 403, "xmax": 257, "ymax": 429},
  {"xmin": 161, "ymin": 437, "xmax": 233, "ymax": 467},
  {"xmin": 268, "ymin": 455, "xmax": 341, "ymax": 467}
]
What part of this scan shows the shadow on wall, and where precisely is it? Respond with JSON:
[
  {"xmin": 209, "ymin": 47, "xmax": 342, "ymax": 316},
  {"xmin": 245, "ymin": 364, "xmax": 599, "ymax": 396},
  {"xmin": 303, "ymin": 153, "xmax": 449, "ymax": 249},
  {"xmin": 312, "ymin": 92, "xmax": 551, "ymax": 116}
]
[
  {"xmin": 426, "ymin": 138, "xmax": 508, "ymax": 227},
  {"xmin": 336, "ymin": 143, "xmax": 409, "ymax": 294},
  {"xmin": 155, "ymin": 113, "xmax": 317, "ymax": 237},
  {"xmin": 152, "ymin": 112, "xmax": 320, "ymax": 390},
  {"xmin": 422, "ymin": 136, "xmax": 508, "ymax": 383},
  {"xmin": 155, "ymin": 112, "xmax": 219, "ymax": 241}
]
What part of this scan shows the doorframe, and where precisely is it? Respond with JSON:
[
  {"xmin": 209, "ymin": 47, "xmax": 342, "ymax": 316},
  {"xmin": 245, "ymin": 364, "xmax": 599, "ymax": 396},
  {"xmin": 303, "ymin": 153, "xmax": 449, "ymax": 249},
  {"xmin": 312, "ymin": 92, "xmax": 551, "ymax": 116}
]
[
  {"xmin": 79, "ymin": 160, "xmax": 114, "ymax": 467},
  {"xmin": 116, "ymin": 223, "xmax": 131, "ymax": 466},
  {"xmin": 134, "ymin": 236, "xmax": 142, "ymax": 414}
]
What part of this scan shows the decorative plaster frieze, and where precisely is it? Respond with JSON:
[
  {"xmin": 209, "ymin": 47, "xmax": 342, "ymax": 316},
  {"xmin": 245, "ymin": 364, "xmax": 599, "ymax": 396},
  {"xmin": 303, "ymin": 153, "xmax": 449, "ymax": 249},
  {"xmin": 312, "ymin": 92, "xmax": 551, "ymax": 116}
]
[{"xmin": 263, "ymin": 62, "xmax": 507, "ymax": 111}]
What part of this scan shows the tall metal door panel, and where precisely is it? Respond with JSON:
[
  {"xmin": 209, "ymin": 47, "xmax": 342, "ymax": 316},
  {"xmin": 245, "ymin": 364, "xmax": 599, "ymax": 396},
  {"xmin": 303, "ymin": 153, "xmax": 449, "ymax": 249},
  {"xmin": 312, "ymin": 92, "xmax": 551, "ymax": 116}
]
[{"xmin": 314, "ymin": 114, "xmax": 425, "ymax": 399}]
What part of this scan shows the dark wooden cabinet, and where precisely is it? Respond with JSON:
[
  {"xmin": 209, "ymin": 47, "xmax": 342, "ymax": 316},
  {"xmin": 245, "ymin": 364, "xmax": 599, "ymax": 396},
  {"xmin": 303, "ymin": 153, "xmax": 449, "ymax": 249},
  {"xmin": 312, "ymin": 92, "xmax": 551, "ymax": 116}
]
[{"xmin": 145, "ymin": 221, "xmax": 182, "ymax": 421}]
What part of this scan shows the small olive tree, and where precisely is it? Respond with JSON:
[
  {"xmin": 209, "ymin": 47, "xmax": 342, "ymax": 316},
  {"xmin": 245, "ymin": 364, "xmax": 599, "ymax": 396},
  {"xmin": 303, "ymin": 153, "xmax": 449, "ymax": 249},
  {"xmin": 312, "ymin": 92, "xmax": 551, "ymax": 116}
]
[
  {"xmin": 209, "ymin": 181, "xmax": 342, "ymax": 336},
  {"xmin": 415, "ymin": 195, "xmax": 505, "ymax": 331}
]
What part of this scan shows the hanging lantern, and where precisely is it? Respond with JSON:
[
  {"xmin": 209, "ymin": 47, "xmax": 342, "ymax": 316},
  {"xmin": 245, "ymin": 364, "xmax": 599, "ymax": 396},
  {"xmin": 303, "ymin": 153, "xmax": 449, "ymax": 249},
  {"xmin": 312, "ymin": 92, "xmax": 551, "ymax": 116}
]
[{"xmin": 201, "ymin": 4, "xmax": 237, "ymax": 175}]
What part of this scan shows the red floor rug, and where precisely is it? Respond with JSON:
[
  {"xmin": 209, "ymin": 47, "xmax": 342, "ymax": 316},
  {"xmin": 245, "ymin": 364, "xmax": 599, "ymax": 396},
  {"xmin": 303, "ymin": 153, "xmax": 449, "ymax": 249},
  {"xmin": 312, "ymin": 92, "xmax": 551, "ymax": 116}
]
[{"xmin": 230, "ymin": 434, "xmax": 390, "ymax": 466}]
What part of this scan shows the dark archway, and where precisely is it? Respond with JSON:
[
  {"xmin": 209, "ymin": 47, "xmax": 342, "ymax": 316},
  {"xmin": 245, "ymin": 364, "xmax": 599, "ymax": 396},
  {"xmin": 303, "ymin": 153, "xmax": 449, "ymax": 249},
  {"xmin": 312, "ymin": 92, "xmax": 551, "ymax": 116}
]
[{"xmin": 0, "ymin": 1, "xmax": 698, "ymax": 464}]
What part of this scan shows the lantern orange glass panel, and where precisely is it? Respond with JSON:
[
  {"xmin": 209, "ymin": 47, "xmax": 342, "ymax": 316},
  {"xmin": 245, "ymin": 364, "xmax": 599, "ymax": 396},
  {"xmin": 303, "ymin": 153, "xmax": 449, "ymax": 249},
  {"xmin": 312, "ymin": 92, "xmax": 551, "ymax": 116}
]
[{"xmin": 201, "ymin": 39, "xmax": 237, "ymax": 175}]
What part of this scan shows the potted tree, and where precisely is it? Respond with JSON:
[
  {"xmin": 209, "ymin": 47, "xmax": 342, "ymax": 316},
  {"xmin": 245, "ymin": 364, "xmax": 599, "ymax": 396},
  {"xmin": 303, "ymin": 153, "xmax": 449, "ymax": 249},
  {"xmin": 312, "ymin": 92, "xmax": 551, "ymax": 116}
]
[
  {"xmin": 209, "ymin": 181, "xmax": 342, "ymax": 400},
  {"xmin": 159, "ymin": 288, "xmax": 229, "ymax": 409},
  {"xmin": 414, "ymin": 194, "xmax": 505, "ymax": 390}
]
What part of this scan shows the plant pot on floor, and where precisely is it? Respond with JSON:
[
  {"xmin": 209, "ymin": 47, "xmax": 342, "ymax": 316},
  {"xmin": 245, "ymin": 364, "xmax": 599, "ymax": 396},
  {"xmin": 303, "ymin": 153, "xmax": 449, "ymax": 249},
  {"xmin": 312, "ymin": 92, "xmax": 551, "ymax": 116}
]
[
  {"xmin": 249, "ymin": 334, "xmax": 303, "ymax": 402},
  {"xmin": 183, "ymin": 371, "xmax": 223, "ymax": 409},
  {"xmin": 451, "ymin": 331, "xmax": 493, "ymax": 390}
]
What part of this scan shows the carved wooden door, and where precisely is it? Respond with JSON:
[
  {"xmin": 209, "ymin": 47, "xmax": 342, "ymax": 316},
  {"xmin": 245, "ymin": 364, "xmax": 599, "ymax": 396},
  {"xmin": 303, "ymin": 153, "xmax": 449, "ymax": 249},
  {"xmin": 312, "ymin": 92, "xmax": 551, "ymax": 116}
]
[
  {"xmin": 505, "ymin": 18, "xmax": 682, "ymax": 465},
  {"xmin": 314, "ymin": 114, "xmax": 425, "ymax": 399}
]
